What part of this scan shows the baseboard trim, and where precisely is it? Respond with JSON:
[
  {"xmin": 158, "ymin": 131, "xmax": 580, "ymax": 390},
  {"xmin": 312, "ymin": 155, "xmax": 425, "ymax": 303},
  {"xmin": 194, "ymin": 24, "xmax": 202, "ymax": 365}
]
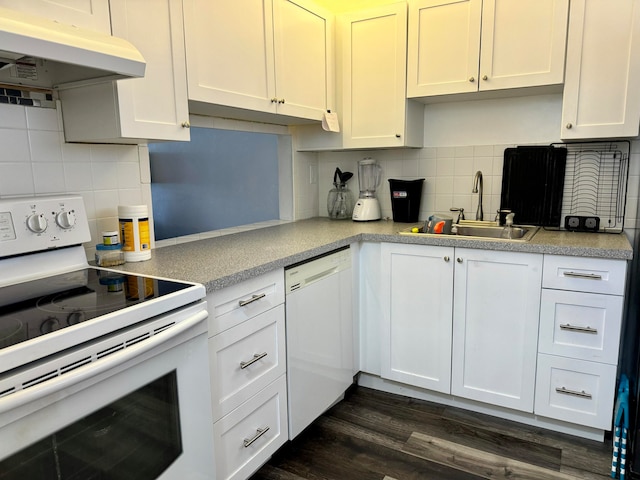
[{"xmin": 357, "ymin": 373, "xmax": 605, "ymax": 442}]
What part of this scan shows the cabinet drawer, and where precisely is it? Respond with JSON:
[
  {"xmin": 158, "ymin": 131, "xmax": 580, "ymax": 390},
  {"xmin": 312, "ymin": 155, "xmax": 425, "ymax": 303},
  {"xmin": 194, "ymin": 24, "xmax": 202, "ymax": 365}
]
[
  {"xmin": 534, "ymin": 354, "xmax": 616, "ymax": 430},
  {"xmin": 207, "ymin": 269, "xmax": 284, "ymax": 335},
  {"xmin": 209, "ymin": 305, "xmax": 285, "ymax": 421},
  {"xmin": 213, "ymin": 375, "xmax": 288, "ymax": 480},
  {"xmin": 542, "ymin": 255, "xmax": 626, "ymax": 295},
  {"xmin": 539, "ymin": 289, "xmax": 623, "ymax": 364}
]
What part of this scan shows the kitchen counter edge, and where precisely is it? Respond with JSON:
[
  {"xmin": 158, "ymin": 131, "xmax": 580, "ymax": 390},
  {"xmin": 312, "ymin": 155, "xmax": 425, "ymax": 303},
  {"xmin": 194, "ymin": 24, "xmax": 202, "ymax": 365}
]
[{"xmin": 108, "ymin": 218, "xmax": 633, "ymax": 292}]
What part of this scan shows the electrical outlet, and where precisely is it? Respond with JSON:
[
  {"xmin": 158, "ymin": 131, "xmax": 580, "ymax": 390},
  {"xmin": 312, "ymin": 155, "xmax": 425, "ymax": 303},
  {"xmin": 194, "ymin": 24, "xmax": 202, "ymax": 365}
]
[{"xmin": 309, "ymin": 164, "xmax": 318, "ymax": 184}]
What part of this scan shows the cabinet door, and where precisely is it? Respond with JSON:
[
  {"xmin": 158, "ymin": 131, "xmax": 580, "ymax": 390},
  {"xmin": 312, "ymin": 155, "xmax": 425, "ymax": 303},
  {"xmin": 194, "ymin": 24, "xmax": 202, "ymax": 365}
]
[
  {"xmin": 110, "ymin": 0, "xmax": 190, "ymax": 141},
  {"xmin": 59, "ymin": 0, "xmax": 190, "ymax": 143},
  {"xmin": 184, "ymin": 0, "xmax": 277, "ymax": 114},
  {"xmin": 341, "ymin": 3, "xmax": 422, "ymax": 148},
  {"xmin": 407, "ymin": 0, "xmax": 482, "ymax": 97},
  {"xmin": 0, "ymin": 0, "xmax": 111, "ymax": 33},
  {"xmin": 381, "ymin": 243, "xmax": 454, "ymax": 394},
  {"xmin": 272, "ymin": 0, "xmax": 333, "ymax": 121},
  {"xmin": 479, "ymin": 0, "xmax": 568, "ymax": 91},
  {"xmin": 561, "ymin": 0, "xmax": 640, "ymax": 139},
  {"xmin": 452, "ymin": 248, "xmax": 542, "ymax": 412}
]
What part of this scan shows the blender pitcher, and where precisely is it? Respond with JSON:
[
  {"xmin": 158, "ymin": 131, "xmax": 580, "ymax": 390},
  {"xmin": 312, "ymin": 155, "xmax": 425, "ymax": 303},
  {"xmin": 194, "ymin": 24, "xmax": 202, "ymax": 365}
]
[{"xmin": 352, "ymin": 158, "xmax": 382, "ymax": 221}]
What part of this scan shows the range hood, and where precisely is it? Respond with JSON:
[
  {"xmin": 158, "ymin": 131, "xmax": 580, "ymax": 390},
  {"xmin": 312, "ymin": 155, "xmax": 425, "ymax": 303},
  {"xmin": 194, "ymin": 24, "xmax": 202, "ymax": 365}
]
[{"xmin": 0, "ymin": 6, "xmax": 145, "ymax": 89}]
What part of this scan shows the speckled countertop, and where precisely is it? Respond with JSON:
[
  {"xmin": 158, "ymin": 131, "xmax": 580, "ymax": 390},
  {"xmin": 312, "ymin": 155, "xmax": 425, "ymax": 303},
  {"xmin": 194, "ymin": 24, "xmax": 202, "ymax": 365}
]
[{"xmin": 109, "ymin": 218, "xmax": 633, "ymax": 293}]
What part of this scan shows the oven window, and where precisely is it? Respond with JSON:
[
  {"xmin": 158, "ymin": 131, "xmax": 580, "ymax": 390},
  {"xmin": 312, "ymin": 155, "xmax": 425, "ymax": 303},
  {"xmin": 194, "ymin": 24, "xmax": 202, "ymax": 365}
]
[{"xmin": 0, "ymin": 371, "xmax": 182, "ymax": 479}]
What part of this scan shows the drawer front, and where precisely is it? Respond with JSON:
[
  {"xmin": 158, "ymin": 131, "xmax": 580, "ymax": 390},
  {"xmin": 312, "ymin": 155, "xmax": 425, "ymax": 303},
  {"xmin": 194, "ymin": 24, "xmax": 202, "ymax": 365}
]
[
  {"xmin": 213, "ymin": 375, "xmax": 288, "ymax": 480},
  {"xmin": 209, "ymin": 305, "xmax": 286, "ymax": 421},
  {"xmin": 534, "ymin": 354, "xmax": 616, "ymax": 430},
  {"xmin": 539, "ymin": 289, "xmax": 623, "ymax": 364},
  {"xmin": 542, "ymin": 255, "xmax": 627, "ymax": 295},
  {"xmin": 207, "ymin": 269, "xmax": 284, "ymax": 335}
]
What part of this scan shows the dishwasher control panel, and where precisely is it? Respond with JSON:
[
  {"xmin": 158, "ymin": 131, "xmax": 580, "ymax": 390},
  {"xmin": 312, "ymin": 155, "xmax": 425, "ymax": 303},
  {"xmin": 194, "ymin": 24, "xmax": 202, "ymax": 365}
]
[{"xmin": 285, "ymin": 247, "xmax": 351, "ymax": 294}]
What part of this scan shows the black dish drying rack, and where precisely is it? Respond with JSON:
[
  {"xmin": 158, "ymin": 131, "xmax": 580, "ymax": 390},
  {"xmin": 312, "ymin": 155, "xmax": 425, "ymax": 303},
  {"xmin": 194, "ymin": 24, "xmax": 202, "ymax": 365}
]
[
  {"xmin": 554, "ymin": 141, "xmax": 630, "ymax": 233},
  {"xmin": 500, "ymin": 141, "xmax": 630, "ymax": 233}
]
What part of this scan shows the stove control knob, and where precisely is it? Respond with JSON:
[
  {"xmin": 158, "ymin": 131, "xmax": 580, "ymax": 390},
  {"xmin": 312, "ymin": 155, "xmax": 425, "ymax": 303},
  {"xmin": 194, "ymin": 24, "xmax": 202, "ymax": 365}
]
[
  {"xmin": 27, "ymin": 213, "xmax": 48, "ymax": 233},
  {"xmin": 56, "ymin": 210, "xmax": 76, "ymax": 229}
]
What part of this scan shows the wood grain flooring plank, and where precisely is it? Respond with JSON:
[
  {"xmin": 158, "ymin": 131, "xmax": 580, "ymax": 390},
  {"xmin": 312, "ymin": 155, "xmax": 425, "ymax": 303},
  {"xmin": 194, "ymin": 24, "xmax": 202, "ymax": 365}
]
[
  {"xmin": 252, "ymin": 386, "xmax": 613, "ymax": 480},
  {"xmin": 403, "ymin": 432, "xmax": 586, "ymax": 480},
  {"xmin": 258, "ymin": 416, "xmax": 486, "ymax": 480},
  {"xmin": 331, "ymin": 388, "xmax": 562, "ymax": 471},
  {"xmin": 250, "ymin": 464, "xmax": 309, "ymax": 480},
  {"xmin": 440, "ymin": 406, "xmax": 612, "ymax": 476}
]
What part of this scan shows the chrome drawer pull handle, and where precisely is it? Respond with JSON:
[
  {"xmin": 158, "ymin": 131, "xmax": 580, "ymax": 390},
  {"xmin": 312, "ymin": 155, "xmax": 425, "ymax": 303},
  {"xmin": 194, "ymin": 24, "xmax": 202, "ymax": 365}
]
[
  {"xmin": 563, "ymin": 271, "xmax": 602, "ymax": 280},
  {"xmin": 559, "ymin": 323, "xmax": 598, "ymax": 334},
  {"xmin": 240, "ymin": 352, "xmax": 268, "ymax": 369},
  {"xmin": 243, "ymin": 426, "xmax": 270, "ymax": 447},
  {"xmin": 555, "ymin": 386, "xmax": 593, "ymax": 399},
  {"xmin": 239, "ymin": 293, "xmax": 266, "ymax": 307}
]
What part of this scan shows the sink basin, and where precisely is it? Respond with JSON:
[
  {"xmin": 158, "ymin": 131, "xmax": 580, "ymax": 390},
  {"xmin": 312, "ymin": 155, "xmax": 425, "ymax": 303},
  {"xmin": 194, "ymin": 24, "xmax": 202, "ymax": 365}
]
[
  {"xmin": 456, "ymin": 224, "xmax": 530, "ymax": 239},
  {"xmin": 400, "ymin": 221, "xmax": 539, "ymax": 242}
]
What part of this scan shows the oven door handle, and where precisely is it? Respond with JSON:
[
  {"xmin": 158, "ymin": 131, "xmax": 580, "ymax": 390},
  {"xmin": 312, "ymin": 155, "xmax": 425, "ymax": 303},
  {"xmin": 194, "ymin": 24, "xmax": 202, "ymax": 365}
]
[{"xmin": 0, "ymin": 309, "xmax": 208, "ymax": 415}]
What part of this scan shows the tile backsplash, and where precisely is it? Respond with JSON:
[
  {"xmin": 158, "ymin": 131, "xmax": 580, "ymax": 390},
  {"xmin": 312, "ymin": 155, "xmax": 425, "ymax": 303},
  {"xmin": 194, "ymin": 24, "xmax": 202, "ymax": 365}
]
[
  {"xmin": 0, "ymin": 103, "xmax": 152, "ymax": 259},
  {"xmin": 317, "ymin": 142, "xmax": 640, "ymax": 232},
  {"xmin": 2, "ymin": 101, "xmax": 639, "ymax": 259}
]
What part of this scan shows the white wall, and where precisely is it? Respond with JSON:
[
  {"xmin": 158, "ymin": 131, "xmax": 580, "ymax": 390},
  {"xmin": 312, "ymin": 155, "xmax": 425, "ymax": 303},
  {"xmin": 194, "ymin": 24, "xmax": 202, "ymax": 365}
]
[
  {"xmin": 312, "ymin": 93, "xmax": 640, "ymax": 237},
  {"xmin": 0, "ymin": 103, "xmax": 152, "ymax": 259}
]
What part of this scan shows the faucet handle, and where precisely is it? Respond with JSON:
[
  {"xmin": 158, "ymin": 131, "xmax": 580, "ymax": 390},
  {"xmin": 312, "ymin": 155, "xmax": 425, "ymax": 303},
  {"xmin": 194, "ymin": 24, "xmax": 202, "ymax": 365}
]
[
  {"xmin": 450, "ymin": 207, "xmax": 465, "ymax": 223},
  {"xmin": 495, "ymin": 209, "xmax": 512, "ymax": 225},
  {"xmin": 505, "ymin": 212, "xmax": 515, "ymax": 226}
]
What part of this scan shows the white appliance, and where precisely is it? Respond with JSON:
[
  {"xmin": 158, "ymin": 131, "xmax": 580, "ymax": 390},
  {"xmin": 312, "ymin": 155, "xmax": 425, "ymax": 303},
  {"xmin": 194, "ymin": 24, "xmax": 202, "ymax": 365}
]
[
  {"xmin": 0, "ymin": 6, "xmax": 145, "ymax": 88},
  {"xmin": 352, "ymin": 158, "xmax": 382, "ymax": 221},
  {"xmin": 285, "ymin": 247, "xmax": 354, "ymax": 439},
  {"xmin": 0, "ymin": 195, "xmax": 215, "ymax": 479}
]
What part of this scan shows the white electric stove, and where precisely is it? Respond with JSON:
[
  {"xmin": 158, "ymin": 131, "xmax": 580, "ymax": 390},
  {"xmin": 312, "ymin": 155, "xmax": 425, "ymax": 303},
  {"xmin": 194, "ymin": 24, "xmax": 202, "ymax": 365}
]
[{"xmin": 0, "ymin": 195, "xmax": 215, "ymax": 479}]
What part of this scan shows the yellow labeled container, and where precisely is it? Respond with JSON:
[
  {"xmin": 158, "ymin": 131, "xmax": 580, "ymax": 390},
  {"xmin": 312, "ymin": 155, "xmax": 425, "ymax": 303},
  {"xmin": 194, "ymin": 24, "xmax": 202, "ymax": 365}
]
[{"xmin": 118, "ymin": 205, "xmax": 151, "ymax": 262}]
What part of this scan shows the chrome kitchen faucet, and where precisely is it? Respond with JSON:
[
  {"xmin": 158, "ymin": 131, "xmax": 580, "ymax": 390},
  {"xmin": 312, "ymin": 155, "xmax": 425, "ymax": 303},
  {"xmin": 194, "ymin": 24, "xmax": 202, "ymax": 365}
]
[{"xmin": 472, "ymin": 171, "xmax": 484, "ymax": 221}]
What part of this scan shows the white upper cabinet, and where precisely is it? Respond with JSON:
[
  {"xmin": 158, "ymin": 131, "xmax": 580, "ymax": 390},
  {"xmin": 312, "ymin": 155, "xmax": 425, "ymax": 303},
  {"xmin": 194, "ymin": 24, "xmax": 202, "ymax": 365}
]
[
  {"xmin": 561, "ymin": 0, "xmax": 640, "ymax": 139},
  {"xmin": 407, "ymin": 0, "xmax": 569, "ymax": 98},
  {"xmin": 183, "ymin": 0, "xmax": 333, "ymax": 124},
  {"xmin": 0, "ymin": 0, "xmax": 111, "ymax": 33},
  {"xmin": 339, "ymin": 2, "xmax": 424, "ymax": 148},
  {"xmin": 272, "ymin": 0, "xmax": 334, "ymax": 120},
  {"xmin": 59, "ymin": 0, "xmax": 190, "ymax": 143}
]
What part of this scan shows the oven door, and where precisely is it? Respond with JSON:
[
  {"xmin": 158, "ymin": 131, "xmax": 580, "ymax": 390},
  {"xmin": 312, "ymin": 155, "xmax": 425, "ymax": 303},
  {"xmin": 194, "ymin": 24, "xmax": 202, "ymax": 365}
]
[{"xmin": 0, "ymin": 303, "xmax": 214, "ymax": 480}]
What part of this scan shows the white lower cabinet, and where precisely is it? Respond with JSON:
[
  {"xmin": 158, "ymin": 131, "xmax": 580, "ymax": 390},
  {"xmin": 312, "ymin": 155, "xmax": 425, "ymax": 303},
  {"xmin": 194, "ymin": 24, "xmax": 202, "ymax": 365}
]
[
  {"xmin": 380, "ymin": 243, "xmax": 454, "ymax": 393},
  {"xmin": 534, "ymin": 255, "xmax": 627, "ymax": 430},
  {"xmin": 380, "ymin": 244, "xmax": 543, "ymax": 412},
  {"xmin": 451, "ymin": 248, "xmax": 542, "ymax": 412},
  {"xmin": 213, "ymin": 375, "xmax": 288, "ymax": 480},
  {"xmin": 206, "ymin": 269, "xmax": 287, "ymax": 480},
  {"xmin": 535, "ymin": 354, "xmax": 617, "ymax": 430}
]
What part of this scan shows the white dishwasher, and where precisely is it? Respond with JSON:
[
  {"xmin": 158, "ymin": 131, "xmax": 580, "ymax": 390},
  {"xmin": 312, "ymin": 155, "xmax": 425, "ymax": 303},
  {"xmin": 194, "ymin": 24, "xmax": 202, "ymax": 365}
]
[{"xmin": 285, "ymin": 246, "xmax": 354, "ymax": 439}]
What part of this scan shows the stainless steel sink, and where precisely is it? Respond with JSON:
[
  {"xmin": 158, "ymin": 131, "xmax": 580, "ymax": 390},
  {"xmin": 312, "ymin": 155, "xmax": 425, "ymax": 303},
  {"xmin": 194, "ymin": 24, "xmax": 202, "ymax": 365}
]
[{"xmin": 400, "ymin": 221, "xmax": 539, "ymax": 242}]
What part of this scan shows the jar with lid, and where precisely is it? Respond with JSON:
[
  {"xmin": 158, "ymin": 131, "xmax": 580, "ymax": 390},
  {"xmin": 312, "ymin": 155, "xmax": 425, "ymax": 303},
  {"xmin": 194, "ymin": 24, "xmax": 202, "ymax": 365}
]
[{"xmin": 327, "ymin": 182, "xmax": 354, "ymax": 220}]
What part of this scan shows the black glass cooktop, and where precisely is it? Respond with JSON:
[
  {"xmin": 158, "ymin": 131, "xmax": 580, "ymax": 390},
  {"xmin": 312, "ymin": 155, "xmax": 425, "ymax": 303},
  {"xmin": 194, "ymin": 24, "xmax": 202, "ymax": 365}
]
[{"xmin": 0, "ymin": 268, "xmax": 192, "ymax": 351}]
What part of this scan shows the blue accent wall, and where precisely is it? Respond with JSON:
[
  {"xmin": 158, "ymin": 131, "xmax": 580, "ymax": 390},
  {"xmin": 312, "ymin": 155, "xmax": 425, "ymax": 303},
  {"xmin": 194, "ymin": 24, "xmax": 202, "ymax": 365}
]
[{"xmin": 149, "ymin": 127, "xmax": 280, "ymax": 240}]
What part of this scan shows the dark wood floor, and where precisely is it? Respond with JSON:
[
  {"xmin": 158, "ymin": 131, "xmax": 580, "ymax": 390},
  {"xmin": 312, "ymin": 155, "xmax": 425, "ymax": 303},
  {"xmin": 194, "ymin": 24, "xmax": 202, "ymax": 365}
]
[{"xmin": 250, "ymin": 385, "xmax": 615, "ymax": 480}]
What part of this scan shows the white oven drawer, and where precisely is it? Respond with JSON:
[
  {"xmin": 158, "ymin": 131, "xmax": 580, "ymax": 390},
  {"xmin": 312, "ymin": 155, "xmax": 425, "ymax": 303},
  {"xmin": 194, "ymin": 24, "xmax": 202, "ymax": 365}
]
[
  {"xmin": 542, "ymin": 255, "xmax": 627, "ymax": 295},
  {"xmin": 539, "ymin": 289, "xmax": 623, "ymax": 364},
  {"xmin": 534, "ymin": 354, "xmax": 616, "ymax": 430},
  {"xmin": 207, "ymin": 269, "xmax": 284, "ymax": 336},
  {"xmin": 209, "ymin": 305, "xmax": 285, "ymax": 421},
  {"xmin": 213, "ymin": 374, "xmax": 288, "ymax": 480}
]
